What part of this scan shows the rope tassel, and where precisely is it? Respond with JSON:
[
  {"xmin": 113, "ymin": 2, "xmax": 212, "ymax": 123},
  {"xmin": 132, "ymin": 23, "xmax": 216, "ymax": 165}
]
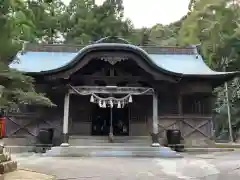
[
  {"xmin": 110, "ymin": 100, "xmax": 113, "ymax": 108},
  {"xmin": 98, "ymin": 100, "xmax": 102, "ymax": 108},
  {"xmin": 128, "ymin": 95, "xmax": 132, "ymax": 103},
  {"xmin": 117, "ymin": 101, "xmax": 121, "ymax": 108},
  {"xmin": 90, "ymin": 95, "xmax": 94, "ymax": 102},
  {"xmin": 103, "ymin": 101, "xmax": 106, "ymax": 108}
]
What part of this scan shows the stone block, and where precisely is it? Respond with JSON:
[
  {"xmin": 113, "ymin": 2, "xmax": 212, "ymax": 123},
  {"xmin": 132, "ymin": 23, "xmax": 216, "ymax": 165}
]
[
  {"xmin": 0, "ymin": 146, "xmax": 3, "ymax": 154},
  {"xmin": 0, "ymin": 154, "xmax": 11, "ymax": 163},
  {"xmin": 184, "ymin": 137, "xmax": 210, "ymax": 147},
  {"xmin": 0, "ymin": 161, "xmax": 17, "ymax": 174}
]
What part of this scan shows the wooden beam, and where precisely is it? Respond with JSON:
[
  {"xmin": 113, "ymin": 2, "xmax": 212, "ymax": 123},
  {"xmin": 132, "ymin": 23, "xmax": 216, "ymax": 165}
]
[
  {"xmin": 180, "ymin": 83, "xmax": 212, "ymax": 94},
  {"xmin": 69, "ymin": 86, "xmax": 154, "ymax": 95},
  {"xmin": 71, "ymin": 75, "xmax": 152, "ymax": 82}
]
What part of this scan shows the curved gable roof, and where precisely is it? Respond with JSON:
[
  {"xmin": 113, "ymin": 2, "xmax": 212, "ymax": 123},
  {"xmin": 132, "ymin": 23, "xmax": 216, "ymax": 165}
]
[{"xmin": 10, "ymin": 42, "xmax": 238, "ymax": 81}]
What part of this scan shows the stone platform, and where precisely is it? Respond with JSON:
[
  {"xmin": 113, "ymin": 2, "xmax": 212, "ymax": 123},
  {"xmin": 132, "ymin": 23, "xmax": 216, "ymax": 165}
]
[
  {"xmin": 44, "ymin": 136, "xmax": 182, "ymax": 158},
  {"xmin": 44, "ymin": 145, "xmax": 182, "ymax": 158}
]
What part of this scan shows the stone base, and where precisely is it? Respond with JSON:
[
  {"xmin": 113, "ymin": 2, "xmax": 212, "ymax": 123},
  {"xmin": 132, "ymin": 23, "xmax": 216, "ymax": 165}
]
[
  {"xmin": 60, "ymin": 143, "xmax": 70, "ymax": 147},
  {"xmin": 44, "ymin": 146, "xmax": 182, "ymax": 158},
  {"xmin": 0, "ymin": 153, "xmax": 11, "ymax": 163},
  {"xmin": 0, "ymin": 145, "xmax": 18, "ymax": 175},
  {"xmin": 0, "ymin": 145, "xmax": 3, "ymax": 154},
  {"xmin": 151, "ymin": 143, "xmax": 160, "ymax": 147},
  {"xmin": 62, "ymin": 134, "xmax": 69, "ymax": 144},
  {"xmin": 0, "ymin": 160, "xmax": 17, "ymax": 174}
]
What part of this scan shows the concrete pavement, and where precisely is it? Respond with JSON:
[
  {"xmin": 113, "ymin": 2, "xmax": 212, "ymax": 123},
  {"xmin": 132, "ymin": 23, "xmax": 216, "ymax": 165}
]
[{"xmin": 10, "ymin": 151, "xmax": 240, "ymax": 180}]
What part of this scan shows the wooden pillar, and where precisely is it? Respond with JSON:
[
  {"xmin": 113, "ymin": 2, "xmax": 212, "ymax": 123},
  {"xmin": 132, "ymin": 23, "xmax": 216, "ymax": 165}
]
[
  {"xmin": 152, "ymin": 91, "xmax": 160, "ymax": 147},
  {"xmin": 178, "ymin": 95, "xmax": 183, "ymax": 115},
  {"xmin": 61, "ymin": 91, "xmax": 70, "ymax": 147},
  {"xmin": 178, "ymin": 94, "xmax": 183, "ymax": 133}
]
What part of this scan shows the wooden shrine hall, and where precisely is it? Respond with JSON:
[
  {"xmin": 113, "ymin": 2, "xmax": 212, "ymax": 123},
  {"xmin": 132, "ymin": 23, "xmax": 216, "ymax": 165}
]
[{"xmin": 7, "ymin": 37, "xmax": 239, "ymax": 148}]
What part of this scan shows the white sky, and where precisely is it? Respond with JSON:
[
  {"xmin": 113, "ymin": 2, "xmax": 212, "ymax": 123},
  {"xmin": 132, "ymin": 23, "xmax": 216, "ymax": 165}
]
[{"xmin": 63, "ymin": 0, "xmax": 190, "ymax": 28}]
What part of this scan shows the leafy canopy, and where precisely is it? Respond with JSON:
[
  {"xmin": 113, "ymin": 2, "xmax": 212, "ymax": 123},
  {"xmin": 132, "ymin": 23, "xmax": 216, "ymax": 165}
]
[{"xmin": 0, "ymin": 0, "xmax": 54, "ymax": 113}]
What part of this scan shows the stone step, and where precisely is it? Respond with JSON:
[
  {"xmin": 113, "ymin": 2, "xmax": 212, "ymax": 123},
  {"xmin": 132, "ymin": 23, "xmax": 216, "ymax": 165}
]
[
  {"xmin": 70, "ymin": 136, "xmax": 151, "ymax": 140},
  {"xmin": 69, "ymin": 139, "xmax": 151, "ymax": 144},
  {"xmin": 3, "ymin": 146, "xmax": 34, "ymax": 154},
  {"xmin": 69, "ymin": 142, "xmax": 151, "ymax": 146},
  {"xmin": 0, "ymin": 160, "xmax": 17, "ymax": 174},
  {"xmin": 69, "ymin": 136, "xmax": 159, "ymax": 145},
  {"xmin": 69, "ymin": 137, "xmax": 151, "ymax": 141},
  {"xmin": 69, "ymin": 136, "xmax": 151, "ymax": 141},
  {"xmin": 69, "ymin": 140, "xmax": 165, "ymax": 146},
  {"xmin": 44, "ymin": 146, "xmax": 182, "ymax": 158},
  {"xmin": 50, "ymin": 145, "xmax": 173, "ymax": 151},
  {"xmin": 3, "ymin": 138, "xmax": 36, "ymax": 146}
]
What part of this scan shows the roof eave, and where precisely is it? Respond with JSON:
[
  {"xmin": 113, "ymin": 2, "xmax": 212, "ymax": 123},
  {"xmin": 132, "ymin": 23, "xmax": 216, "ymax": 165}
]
[{"xmin": 182, "ymin": 71, "xmax": 239, "ymax": 87}]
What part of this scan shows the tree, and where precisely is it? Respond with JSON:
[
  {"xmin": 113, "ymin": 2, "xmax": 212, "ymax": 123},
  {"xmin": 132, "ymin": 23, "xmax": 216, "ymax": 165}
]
[
  {"xmin": 179, "ymin": 0, "xmax": 239, "ymax": 66},
  {"xmin": 63, "ymin": 0, "xmax": 134, "ymax": 44},
  {"xmin": 130, "ymin": 15, "xmax": 186, "ymax": 46},
  {"xmin": 27, "ymin": 0, "xmax": 66, "ymax": 43},
  {"xmin": 179, "ymin": 0, "xmax": 240, "ymax": 138},
  {"xmin": 0, "ymin": 0, "xmax": 53, "ymax": 113},
  {"xmin": 147, "ymin": 23, "xmax": 180, "ymax": 46}
]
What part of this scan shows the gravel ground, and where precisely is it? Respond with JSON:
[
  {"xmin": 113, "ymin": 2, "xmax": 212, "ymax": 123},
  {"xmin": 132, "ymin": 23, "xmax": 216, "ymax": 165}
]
[{"xmin": 10, "ymin": 151, "xmax": 240, "ymax": 180}]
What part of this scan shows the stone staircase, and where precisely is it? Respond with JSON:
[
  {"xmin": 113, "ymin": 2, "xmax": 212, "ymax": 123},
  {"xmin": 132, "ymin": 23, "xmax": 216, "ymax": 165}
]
[{"xmin": 45, "ymin": 136, "xmax": 182, "ymax": 158}]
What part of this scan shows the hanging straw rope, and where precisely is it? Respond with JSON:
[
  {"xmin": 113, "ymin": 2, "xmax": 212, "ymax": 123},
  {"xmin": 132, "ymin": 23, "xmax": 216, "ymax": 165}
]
[
  {"xmin": 69, "ymin": 85, "xmax": 154, "ymax": 108},
  {"xmin": 69, "ymin": 85, "xmax": 153, "ymax": 98}
]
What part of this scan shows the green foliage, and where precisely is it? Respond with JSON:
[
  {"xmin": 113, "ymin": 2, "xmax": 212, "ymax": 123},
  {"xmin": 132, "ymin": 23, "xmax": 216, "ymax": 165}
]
[
  {"xmin": 0, "ymin": 0, "xmax": 54, "ymax": 113},
  {"xmin": 63, "ymin": 0, "xmax": 133, "ymax": 44},
  {"xmin": 0, "ymin": 62, "xmax": 53, "ymax": 108},
  {"xmin": 179, "ymin": 0, "xmax": 240, "ymax": 67},
  {"xmin": 178, "ymin": 0, "xmax": 240, "ymax": 137},
  {"xmin": 27, "ymin": 0, "xmax": 66, "ymax": 43},
  {"xmin": 0, "ymin": 0, "xmax": 34, "ymax": 63},
  {"xmin": 130, "ymin": 15, "xmax": 186, "ymax": 46}
]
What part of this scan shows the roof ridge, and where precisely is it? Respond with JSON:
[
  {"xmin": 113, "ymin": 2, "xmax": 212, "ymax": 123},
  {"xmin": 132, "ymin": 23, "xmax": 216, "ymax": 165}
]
[
  {"xmin": 23, "ymin": 43, "xmax": 197, "ymax": 55},
  {"xmin": 24, "ymin": 42, "xmax": 195, "ymax": 48}
]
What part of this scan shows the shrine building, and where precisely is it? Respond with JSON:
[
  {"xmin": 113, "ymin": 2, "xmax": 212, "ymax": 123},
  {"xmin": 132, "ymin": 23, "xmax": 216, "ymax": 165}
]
[{"xmin": 6, "ymin": 37, "xmax": 239, "ymax": 147}]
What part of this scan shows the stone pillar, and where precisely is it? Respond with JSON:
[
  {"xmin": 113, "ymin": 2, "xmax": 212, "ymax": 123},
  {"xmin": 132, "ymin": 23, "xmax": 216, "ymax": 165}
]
[
  {"xmin": 152, "ymin": 91, "xmax": 160, "ymax": 147},
  {"xmin": 61, "ymin": 91, "xmax": 70, "ymax": 147}
]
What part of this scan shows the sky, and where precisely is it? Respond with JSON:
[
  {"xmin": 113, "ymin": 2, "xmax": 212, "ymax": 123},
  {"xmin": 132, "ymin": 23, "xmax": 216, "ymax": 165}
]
[{"xmin": 63, "ymin": 0, "xmax": 190, "ymax": 28}]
